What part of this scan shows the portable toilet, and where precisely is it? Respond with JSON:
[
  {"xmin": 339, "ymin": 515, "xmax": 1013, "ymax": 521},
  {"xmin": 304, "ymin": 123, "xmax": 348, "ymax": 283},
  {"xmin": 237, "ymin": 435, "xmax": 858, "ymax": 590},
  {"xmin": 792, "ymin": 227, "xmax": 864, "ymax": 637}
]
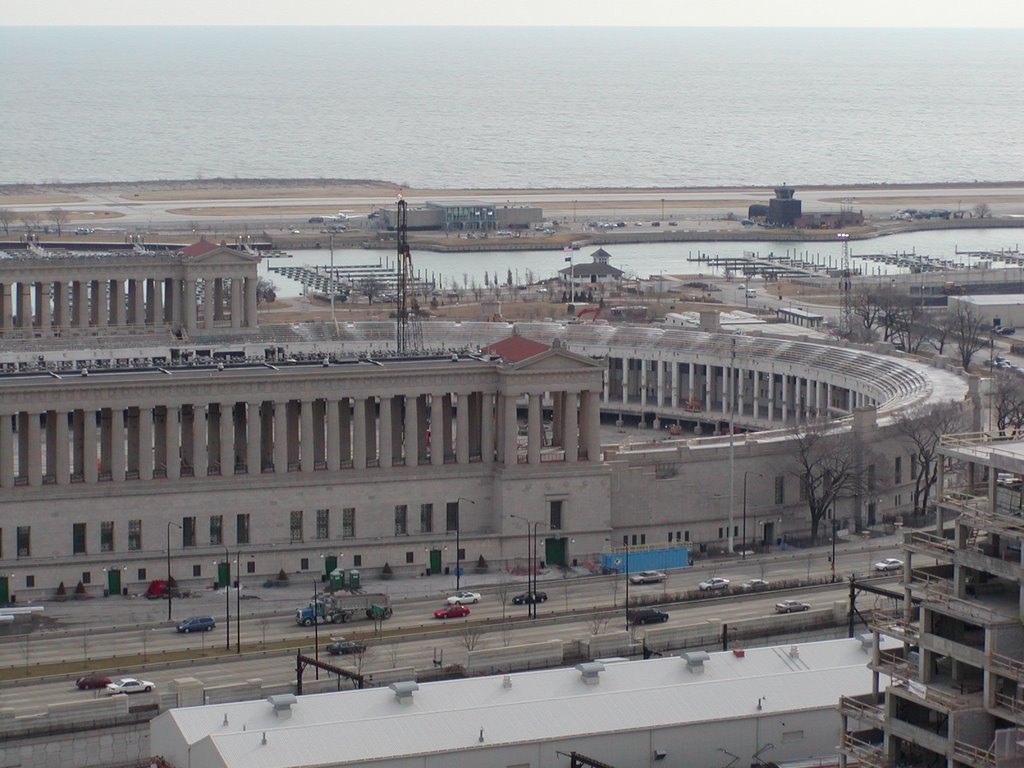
[
  {"xmin": 329, "ymin": 568, "xmax": 345, "ymax": 591},
  {"xmin": 348, "ymin": 569, "xmax": 360, "ymax": 590}
]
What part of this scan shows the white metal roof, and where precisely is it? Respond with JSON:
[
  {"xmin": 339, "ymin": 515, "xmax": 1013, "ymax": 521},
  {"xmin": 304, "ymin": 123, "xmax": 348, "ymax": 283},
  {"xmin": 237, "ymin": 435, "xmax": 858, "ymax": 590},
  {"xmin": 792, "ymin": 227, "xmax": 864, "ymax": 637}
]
[
  {"xmin": 156, "ymin": 637, "xmax": 895, "ymax": 768},
  {"xmin": 953, "ymin": 294, "xmax": 1024, "ymax": 307}
]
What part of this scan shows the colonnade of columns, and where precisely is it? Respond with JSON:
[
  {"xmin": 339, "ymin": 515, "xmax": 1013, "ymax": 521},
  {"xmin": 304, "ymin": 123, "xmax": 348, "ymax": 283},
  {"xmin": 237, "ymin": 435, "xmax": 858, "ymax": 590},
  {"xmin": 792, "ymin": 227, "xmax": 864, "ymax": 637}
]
[
  {"xmin": 0, "ymin": 386, "xmax": 602, "ymax": 488},
  {"xmin": 0, "ymin": 274, "xmax": 259, "ymax": 336},
  {"xmin": 602, "ymin": 356, "xmax": 873, "ymax": 424}
]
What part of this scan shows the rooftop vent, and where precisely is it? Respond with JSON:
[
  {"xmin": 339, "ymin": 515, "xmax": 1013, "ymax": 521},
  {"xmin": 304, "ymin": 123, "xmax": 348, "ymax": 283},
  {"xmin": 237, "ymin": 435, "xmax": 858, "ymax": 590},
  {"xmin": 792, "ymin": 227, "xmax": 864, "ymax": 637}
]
[
  {"xmin": 390, "ymin": 680, "xmax": 419, "ymax": 704},
  {"xmin": 502, "ymin": 675, "xmax": 512, "ymax": 689},
  {"xmin": 789, "ymin": 646, "xmax": 800, "ymax": 659},
  {"xmin": 857, "ymin": 633, "xmax": 873, "ymax": 653},
  {"xmin": 681, "ymin": 651, "xmax": 710, "ymax": 674},
  {"xmin": 576, "ymin": 661, "xmax": 606, "ymax": 685},
  {"xmin": 267, "ymin": 694, "xmax": 296, "ymax": 719}
]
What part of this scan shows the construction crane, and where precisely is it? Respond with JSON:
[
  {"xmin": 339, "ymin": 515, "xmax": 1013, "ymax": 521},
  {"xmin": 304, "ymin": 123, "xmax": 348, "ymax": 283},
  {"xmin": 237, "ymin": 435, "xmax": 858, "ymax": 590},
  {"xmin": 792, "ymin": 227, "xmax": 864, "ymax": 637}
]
[
  {"xmin": 837, "ymin": 231, "xmax": 852, "ymax": 337},
  {"xmin": 395, "ymin": 196, "xmax": 422, "ymax": 355}
]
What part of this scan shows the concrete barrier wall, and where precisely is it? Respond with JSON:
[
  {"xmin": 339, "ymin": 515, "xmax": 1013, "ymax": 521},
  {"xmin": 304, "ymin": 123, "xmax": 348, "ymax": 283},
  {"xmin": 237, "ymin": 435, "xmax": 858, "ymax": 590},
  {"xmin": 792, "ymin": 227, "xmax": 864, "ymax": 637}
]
[
  {"xmin": 467, "ymin": 640, "xmax": 563, "ymax": 676},
  {"xmin": 0, "ymin": 723, "xmax": 150, "ymax": 768},
  {"xmin": 585, "ymin": 631, "xmax": 636, "ymax": 659},
  {"xmin": 641, "ymin": 620, "xmax": 721, "ymax": 654}
]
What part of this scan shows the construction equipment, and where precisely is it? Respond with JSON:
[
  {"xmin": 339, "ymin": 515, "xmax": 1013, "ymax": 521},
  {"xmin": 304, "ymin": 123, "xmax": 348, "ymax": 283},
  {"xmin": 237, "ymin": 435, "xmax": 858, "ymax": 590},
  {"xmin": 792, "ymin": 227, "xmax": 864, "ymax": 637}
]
[
  {"xmin": 575, "ymin": 306, "xmax": 601, "ymax": 322},
  {"xmin": 395, "ymin": 196, "xmax": 422, "ymax": 354}
]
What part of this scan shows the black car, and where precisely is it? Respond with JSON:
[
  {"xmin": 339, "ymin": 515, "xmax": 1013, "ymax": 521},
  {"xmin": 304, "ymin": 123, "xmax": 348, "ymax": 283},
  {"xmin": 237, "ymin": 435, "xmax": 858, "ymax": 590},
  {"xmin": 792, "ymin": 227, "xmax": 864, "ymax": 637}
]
[
  {"xmin": 326, "ymin": 639, "xmax": 367, "ymax": 655},
  {"xmin": 511, "ymin": 591, "xmax": 548, "ymax": 605},
  {"xmin": 627, "ymin": 608, "xmax": 669, "ymax": 626}
]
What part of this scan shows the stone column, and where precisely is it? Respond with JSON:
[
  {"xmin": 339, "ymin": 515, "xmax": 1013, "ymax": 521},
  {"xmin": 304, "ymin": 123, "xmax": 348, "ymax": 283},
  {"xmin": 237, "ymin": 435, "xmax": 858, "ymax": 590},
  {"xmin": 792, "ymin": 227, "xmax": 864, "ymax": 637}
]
[
  {"xmin": 169, "ymin": 278, "xmax": 181, "ymax": 327},
  {"xmin": 54, "ymin": 409, "xmax": 70, "ymax": 484},
  {"xmin": 378, "ymin": 396, "xmax": 393, "ymax": 469},
  {"xmin": 184, "ymin": 279, "xmax": 197, "ymax": 331},
  {"xmin": 503, "ymin": 394, "xmax": 518, "ymax": 465},
  {"xmin": 192, "ymin": 404, "xmax": 208, "ymax": 478},
  {"xmin": 231, "ymin": 277, "xmax": 243, "ymax": 329},
  {"xmin": 527, "ymin": 393, "xmax": 542, "ymax": 465},
  {"xmin": 246, "ymin": 402, "xmax": 262, "ymax": 475},
  {"xmin": 563, "ymin": 391, "xmax": 579, "ymax": 463},
  {"xmin": 204, "ymin": 278, "xmax": 216, "ymax": 329},
  {"xmin": 18, "ymin": 283, "xmax": 32, "ymax": 330},
  {"xmin": 456, "ymin": 394, "xmax": 470, "ymax": 464},
  {"xmin": 273, "ymin": 400, "xmax": 289, "ymax": 473},
  {"xmin": 704, "ymin": 364, "xmax": 713, "ymax": 410},
  {"xmin": 133, "ymin": 279, "xmax": 146, "ymax": 327},
  {"xmin": 671, "ymin": 362, "xmax": 679, "ymax": 409},
  {"xmin": 480, "ymin": 393, "xmax": 494, "ymax": 464},
  {"xmin": 110, "ymin": 279, "xmax": 125, "ymax": 328},
  {"xmin": 738, "ymin": 367, "xmax": 746, "ymax": 416},
  {"xmin": 430, "ymin": 394, "xmax": 444, "ymax": 466},
  {"xmin": 220, "ymin": 402, "xmax": 234, "ymax": 475},
  {"xmin": 26, "ymin": 411, "xmax": 42, "ymax": 486},
  {"xmin": 300, "ymin": 400, "xmax": 315, "ymax": 472},
  {"xmin": 151, "ymin": 278, "xmax": 164, "ymax": 326},
  {"xmin": 353, "ymin": 398, "xmax": 368, "ymax": 469},
  {"xmin": 621, "ymin": 358, "xmax": 630, "ymax": 404},
  {"xmin": 82, "ymin": 408, "xmax": 98, "ymax": 483},
  {"xmin": 37, "ymin": 282, "xmax": 51, "ymax": 333},
  {"xmin": 339, "ymin": 398, "xmax": 352, "ymax": 466},
  {"xmin": 324, "ymin": 400, "xmax": 340, "ymax": 471},
  {"xmin": 138, "ymin": 406, "xmax": 154, "ymax": 480},
  {"xmin": 404, "ymin": 395, "xmax": 419, "ymax": 467},
  {"xmin": 245, "ymin": 276, "xmax": 258, "ymax": 328},
  {"xmin": 782, "ymin": 375, "xmax": 790, "ymax": 422},
  {"xmin": 165, "ymin": 405, "xmax": 180, "ymax": 479},
  {"xmin": 583, "ymin": 390, "xmax": 602, "ymax": 462},
  {"xmin": 640, "ymin": 361, "xmax": 648, "ymax": 407},
  {"xmin": 213, "ymin": 278, "xmax": 226, "ymax": 320},
  {"xmin": 602, "ymin": 368, "xmax": 610, "ymax": 404},
  {"xmin": 0, "ymin": 284, "xmax": 11, "ymax": 332},
  {"xmin": 111, "ymin": 407, "xmax": 126, "ymax": 482},
  {"xmin": 0, "ymin": 412, "xmax": 12, "ymax": 487}
]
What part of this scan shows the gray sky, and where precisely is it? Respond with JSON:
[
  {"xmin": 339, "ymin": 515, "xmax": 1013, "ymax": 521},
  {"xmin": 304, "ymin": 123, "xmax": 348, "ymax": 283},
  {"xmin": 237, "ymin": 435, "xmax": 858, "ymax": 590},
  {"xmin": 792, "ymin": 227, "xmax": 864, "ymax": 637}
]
[{"xmin": 5, "ymin": 0, "xmax": 1024, "ymax": 27}]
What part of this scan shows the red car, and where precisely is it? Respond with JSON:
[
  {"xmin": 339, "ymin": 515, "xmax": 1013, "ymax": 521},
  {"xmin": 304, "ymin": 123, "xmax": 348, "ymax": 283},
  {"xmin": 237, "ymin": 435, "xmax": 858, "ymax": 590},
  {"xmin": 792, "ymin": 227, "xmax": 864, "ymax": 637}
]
[
  {"xmin": 76, "ymin": 674, "xmax": 112, "ymax": 690},
  {"xmin": 434, "ymin": 604, "xmax": 471, "ymax": 619}
]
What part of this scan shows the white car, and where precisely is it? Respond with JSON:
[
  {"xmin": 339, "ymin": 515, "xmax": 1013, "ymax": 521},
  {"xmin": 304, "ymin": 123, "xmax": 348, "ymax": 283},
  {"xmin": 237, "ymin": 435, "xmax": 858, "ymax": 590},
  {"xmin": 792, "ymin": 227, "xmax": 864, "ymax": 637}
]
[
  {"xmin": 629, "ymin": 570, "xmax": 667, "ymax": 585},
  {"xmin": 698, "ymin": 577, "xmax": 730, "ymax": 591},
  {"xmin": 105, "ymin": 677, "xmax": 156, "ymax": 695},
  {"xmin": 446, "ymin": 591, "xmax": 481, "ymax": 605},
  {"xmin": 874, "ymin": 558, "xmax": 904, "ymax": 572}
]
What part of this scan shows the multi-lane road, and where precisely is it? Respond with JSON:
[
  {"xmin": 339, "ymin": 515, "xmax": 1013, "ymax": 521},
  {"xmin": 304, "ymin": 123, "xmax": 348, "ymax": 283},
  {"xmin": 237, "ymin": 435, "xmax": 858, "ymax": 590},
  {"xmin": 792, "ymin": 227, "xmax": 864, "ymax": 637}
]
[{"xmin": 0, "ymin": 540, "xmax": 911, "ymax": 711}]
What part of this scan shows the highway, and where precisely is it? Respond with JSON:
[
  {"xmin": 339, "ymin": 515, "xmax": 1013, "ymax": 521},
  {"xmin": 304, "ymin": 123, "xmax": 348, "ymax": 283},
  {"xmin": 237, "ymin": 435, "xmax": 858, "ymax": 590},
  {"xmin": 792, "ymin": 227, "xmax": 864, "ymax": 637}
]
[{"xmin": 0, "ymin": 539, "xmax": 913, "ymax": 711}]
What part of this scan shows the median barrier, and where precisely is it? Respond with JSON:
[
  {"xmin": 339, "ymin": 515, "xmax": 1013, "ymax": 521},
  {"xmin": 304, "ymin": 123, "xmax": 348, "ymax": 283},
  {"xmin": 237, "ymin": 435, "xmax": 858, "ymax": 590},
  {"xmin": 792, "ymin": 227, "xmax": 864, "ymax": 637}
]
[
  {"xmin": 585, "ymin": 631, "xmax": 635, "ymax": 659},
  {"xmin": 467, "ymin": 639, "xmax": 563, "ymax": 676},
  {"xmin": 641, "ymin": 620, "xmax": 720, "ymax": 653}
]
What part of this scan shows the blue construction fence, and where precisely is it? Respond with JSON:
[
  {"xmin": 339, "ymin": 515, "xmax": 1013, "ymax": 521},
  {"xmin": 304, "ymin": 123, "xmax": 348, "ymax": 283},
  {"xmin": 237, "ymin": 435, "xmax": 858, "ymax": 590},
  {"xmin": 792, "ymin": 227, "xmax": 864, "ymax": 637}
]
[{"xmin": 600, "ymin": 546, "xmax": 690, "ymax": 574}]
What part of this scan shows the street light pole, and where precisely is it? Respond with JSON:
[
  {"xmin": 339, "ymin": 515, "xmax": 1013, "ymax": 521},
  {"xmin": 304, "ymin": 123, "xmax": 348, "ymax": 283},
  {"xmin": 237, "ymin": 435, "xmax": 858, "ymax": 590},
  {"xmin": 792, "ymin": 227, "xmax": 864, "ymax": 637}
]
[
  {"xmin": 312, "ymin": 579, "xmax": 320, "ymax": 679},
  {"xmin": 509, "ymin": 514, "xmax": 532, "ymax": 617},
  {"xmin": 222, "ymin": 547, "xmax": 230, "ymax": 651},
  {"xmin": 532, "ymin": 521, "xmax": 547, "ymax": 620},
  {"xmin": 624, "ymin": 541, "xmax": 631, "ymax": 631},
  {"xmin": 455, "ymin": 498, "xmax": 476, "ymax": 591},
  {"xmin": 166, "ymin": 521, "xmax": 181, "ymax": 622}
]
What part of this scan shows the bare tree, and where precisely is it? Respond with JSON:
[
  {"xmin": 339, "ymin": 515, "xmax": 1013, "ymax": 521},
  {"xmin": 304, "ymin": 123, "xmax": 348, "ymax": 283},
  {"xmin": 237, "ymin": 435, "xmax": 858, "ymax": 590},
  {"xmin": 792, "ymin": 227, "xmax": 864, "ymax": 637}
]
[
  {"xmin": 460, "ymin": 626, "xmax": 482, "ymax": 651},
  {"xmin": 973, "ymin": 202, "xmax": 992, "ymax": 219},
  {"xmin": 787, "ymin": 420, "xmax": 867, "ymax": 543},
  {"xmin": 0, "ymin": 208, "xmax": 12, "ymax": 235},
  {"xmin": 359, "ymin": 275, "xmax": 384, "ymax": 305},
  {"xmin": 255, "ymin": 277, "xmax": 277, "ymax": 304},
  {"xmin": 586, "ymin": 613, "xmax": 612, "ymax": 635},
  {"xmin": 929, "ymin": 312, "xmax": 958, "ymax": 356},
  {"xmin": 895, "ymin": 402, "xmax": 963, "ymax": 515},
  {"xmin": 851, "ymin": 288, "xmax": 883, "ymax": 340},
  {"xmin": 991, "ymin": 371, "xmax": 1024, "ymax": 435},
  {"xmin": 950, "ymin": 302, "xmax": 987, "ymax": 370},
  {"xmin": 49, "ymin": 207, "xmax": 69, "ymax": 236},
  {"xmin": 19, "ymin": 212, "xmax": 38, "ymax": 232}
]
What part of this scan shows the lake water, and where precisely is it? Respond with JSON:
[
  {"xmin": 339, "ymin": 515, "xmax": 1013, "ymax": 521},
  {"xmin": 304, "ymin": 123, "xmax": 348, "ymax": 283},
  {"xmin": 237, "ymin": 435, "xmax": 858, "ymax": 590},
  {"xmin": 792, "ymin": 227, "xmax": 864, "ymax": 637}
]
[
  {"xmin": 264, "ymin": 227, "xmax": 1024, "ymax": 297},
  {"xmin": 2, "ymin": 27, "xmax": 1023, "ymax": 188}
]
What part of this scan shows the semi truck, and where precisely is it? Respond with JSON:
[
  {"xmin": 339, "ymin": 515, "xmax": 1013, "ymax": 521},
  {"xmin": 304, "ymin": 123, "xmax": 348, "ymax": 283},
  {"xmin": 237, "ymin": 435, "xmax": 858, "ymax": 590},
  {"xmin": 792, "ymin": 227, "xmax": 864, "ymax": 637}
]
[{"xmin": 295, "ymin": 593, "xmax": 393, "ymax": 625}]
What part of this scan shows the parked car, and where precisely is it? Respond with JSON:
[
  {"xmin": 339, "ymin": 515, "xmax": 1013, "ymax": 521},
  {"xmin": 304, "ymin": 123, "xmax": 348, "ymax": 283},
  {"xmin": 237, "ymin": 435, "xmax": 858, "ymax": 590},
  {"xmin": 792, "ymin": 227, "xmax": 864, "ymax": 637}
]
[
  {"xmin": 76, "ymin": 674, "xmax": 112, "ymax": 690},
  {"xmin": 177, "ymin": 615, "xmax": 216, "ymax": 633},
  {"xmin": 326, "ymin": 639, "xmax": 367, "ymax": 655},
  {"xmin": 105, "ymin": 677, "xmax": 155, "ymax": 695},
  {"xmin": 741, "ymin": 578, "xmax": 770, "ymax": 591},
  {"xmin": 698, "ymin": 577, "xmax": 730, "ymax": 591},
  {"xmin": 434, "ymin": 604, "xmax": 471, "ymax": 619},
  {"xmin": 446, "ymin": 591, "xmax": 482, "ymax": 605},
  {"xmin": 775, "ymin": 599, "xmax": 811, "ymax": 614},
  {"xmin": 629, "ymin": 570, "xmax": 667, "ymax": 585},
  {"xmin": 627, "ymin": 608, "xmax": 669, "ymax": 625},
  {"xmin": 511, "ymin": 591, "xmax": 548, "ymax": 605},
  {"xmin": 873, "ymin": 558, "xmax": 904, "ymax": 572}
]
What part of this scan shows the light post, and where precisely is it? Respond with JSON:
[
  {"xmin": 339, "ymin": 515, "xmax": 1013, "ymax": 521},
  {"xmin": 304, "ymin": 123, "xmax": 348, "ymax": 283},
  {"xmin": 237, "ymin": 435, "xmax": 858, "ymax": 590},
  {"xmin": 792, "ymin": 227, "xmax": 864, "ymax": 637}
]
[
  {"xmin": 509, "ymin": 514, "xmax": 545, "ymax": 618},
  {"xmin": 312, "ymin": 579, "xmax": 320, "ymax": 679},
  {"xmin": 532, "ymin": 521, "xmax": 547, "ymax": 620},
  {"xmin": 215, "ymin": 548, "xmax": 230, "ymax": 651},
  {"xmin": 624, "ymin": 541, "xmax": 630, "ymax": 630},
  {"xmin": 233, "ymin": 549, "xmax": 253, "ymax": 654},
  {"xmin": 455, "ymin": 498, "xmax": 476, "ymax": 591},
  {"xmin": 166, "ymin": 521, "xmax": 181, "ymax": 622}
]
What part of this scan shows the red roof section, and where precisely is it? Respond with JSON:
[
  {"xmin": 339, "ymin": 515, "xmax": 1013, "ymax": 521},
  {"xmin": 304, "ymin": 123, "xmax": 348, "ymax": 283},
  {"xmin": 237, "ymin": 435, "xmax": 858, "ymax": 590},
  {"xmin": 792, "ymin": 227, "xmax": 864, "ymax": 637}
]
[
  {"xmin": 481, "ymin": 335, "xmax": 551, "ymax": 363},
  {"xmin": 181, "ymin": 240, "xmax": 221, "ymax": 257}
]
